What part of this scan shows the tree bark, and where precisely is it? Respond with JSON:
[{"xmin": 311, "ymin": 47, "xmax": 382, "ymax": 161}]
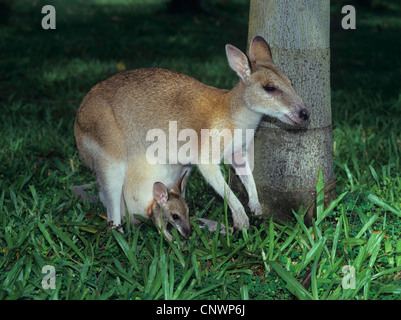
[{"xmin": 248, "ymin": 0, "xmax": 335, "ymax": 224}]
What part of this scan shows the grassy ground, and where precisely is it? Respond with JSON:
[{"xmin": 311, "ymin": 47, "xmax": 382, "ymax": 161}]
[{"xmin": 0, "ymin": 0, "xmax": 400, "ymax": 300}]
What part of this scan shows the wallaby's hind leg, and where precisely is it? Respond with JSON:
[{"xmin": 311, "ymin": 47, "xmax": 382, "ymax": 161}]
[
  {"xmin": 120, "ymin": 160, "xmax": 156, "ymax": 225},
  {"xmin": 75, "ymin": 101, "xmax": 127, "ymax": 228},
  {"xmin": 97, "ymin": 161, "xmax": 126, "ymax": 228}
]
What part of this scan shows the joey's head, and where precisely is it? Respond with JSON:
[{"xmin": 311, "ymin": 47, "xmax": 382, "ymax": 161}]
[
  {"xmin": 152, "ymin": 172, "xmax": 191, "ymax": 239},
  {"xmin": 226, "ymin": 36, "xmax": 310, "ymax": 125}
]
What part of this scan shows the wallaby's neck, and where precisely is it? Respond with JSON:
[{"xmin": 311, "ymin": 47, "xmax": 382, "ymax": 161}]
[{"xmin": 224, "ymin": 80, "xmax": 263, "ymax": 131}]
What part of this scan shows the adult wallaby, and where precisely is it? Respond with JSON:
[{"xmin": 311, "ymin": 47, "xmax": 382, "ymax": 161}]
[{"xmin": 74, "ymin": 36, "xmax": 309, "ymax": 232}]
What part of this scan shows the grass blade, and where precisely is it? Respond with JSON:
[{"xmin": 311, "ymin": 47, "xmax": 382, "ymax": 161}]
[
  {"xmin": 172, "ymin": 267, "xmax": 194, "ymax": 300},
  {"xmin": 160, "ymin": 250, "xmax": 170, "ymax": 300},
  {"xmin": 300, "ymin": 237, "xmax": 327, "ymax": 274},
  {"xmin": 166, "ymin": 238, "xmax": 186, "ymax": 268},
  {"xmin": 396, "ymin": 239, "xmax": 401, "ymax": 267},
  {"xmin": 292, "ymin": 210, "xmax": 314, "ymax": 246},
  {"xmin": 14, "ymin": 221, "xmax": 35, "ymax": 248},
  {"xmin": 169, "ymin": 256, "xmax": 175, "ymax": 299},
  {"xmin": 330, "ymin": 215, "xmax": 342, "ymax": 264},
  {"xmin": 46, "ymin": 218, "xmax": 85, "ymax": 261},
  {"xmin": 316, "ymin": 167, "xmax": 324, "ymax": 221},
  {"xmin": 316, "ymin": 191, "xmax": 348, "ymax": 226},
  {"xmin": 77, "ymin": 256, "xmax": 91, "ymax": 293},
  {"xmin": 188, "ymin": 283, "xmax": 222, "ymax": 300},
  {"xmin": 239, "ymin": 274, "xmax": 249, "ymax": 300},
  {"xmin": 369, "ymin": 165, "xmax": 380, "ymax": 186},
  {"xmin": 368, "ymin": 194, "xmax": 401, "ymax": 218},
  {"xmin": 144, "ymin": 253, "xmax": 159, "ymax": 297},
  {"xmin": 3, "ymin": 256, "xmax": 26, "ymax": 289},
  {"xmin": 268, "ymin": 217, "xmax": 275, "ymax": 260},
  {"xmin": 355, "ymin": 212, "xmax": 379, "ymax": 239},
  {"xmin": 268, "ymin": 261, "xmax": 313, "ymax": 300},
  {"xmin": 112, "ymin": 229, "xmax": 139, "ymax": 273}
]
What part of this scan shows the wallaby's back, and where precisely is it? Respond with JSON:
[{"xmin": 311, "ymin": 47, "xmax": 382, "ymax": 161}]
[{"xmin": 75, "ymin": 68, "xmax": 232, "ymax": 159}]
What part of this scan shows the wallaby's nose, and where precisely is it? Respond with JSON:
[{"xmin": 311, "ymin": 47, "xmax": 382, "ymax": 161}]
[
  {"xmin": 299, "ymin": 109, "xmax": 310, "ymax": 121},
  {"xmin": 182, "ymin": 226, "xmax": 192, "ymax": 238}
]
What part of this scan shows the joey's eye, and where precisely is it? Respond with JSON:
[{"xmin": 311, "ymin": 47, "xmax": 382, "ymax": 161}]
[
  {"xmin": 263, "ymin": 85, "xmax": 276, "ymax": 92},
  {"xmin": 172, "ymin": 214, "xmax": 180, "ymax": 220}
]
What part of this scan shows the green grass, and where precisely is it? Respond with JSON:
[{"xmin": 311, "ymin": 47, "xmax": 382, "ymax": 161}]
[{"xmin": 1, "ymin": 0, "xmax": 400, "ymax": 300}]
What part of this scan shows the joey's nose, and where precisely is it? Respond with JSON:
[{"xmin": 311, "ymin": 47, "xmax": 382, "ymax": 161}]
[
  {"xmin": 183, "ymin": 228, "xmax": 192, "ymax": 238},
  {"xmin": 299, "ymin": 109, "xmax": 310, "ymax": 121}
]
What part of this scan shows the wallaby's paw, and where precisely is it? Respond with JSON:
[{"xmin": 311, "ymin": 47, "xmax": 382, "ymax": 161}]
[
  {"xmin": 233, "ymin": 215, "xmax": 250, "ymax": 231},
  {"xmin": 249, "ymin": 202, "xmax": 263, "ymax": 216},
  {"xmin": 108, "ymin": 221, "xmax": 124, "ymax": 233}
]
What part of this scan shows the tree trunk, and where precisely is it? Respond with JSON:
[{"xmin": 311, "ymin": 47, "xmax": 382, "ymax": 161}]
[{"xmin": 248, "ymin": 0, "xmax": 335, "ymax": 224}]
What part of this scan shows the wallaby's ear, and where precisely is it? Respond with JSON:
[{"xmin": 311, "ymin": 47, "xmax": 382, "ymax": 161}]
[
  {"xmin": 249, "ymin": 36, "xmax": 273, "ymax": 65},
  {"xmin": 171, "ymin": 171, "xmax": 188, "ymax": 196},
  {"xmin": 153, "ymin": 182, "xmax": 168, "ymax": 205},
  {"xmin": 225, "ymin": 44, "xmax": 252, "ymax": 83}
]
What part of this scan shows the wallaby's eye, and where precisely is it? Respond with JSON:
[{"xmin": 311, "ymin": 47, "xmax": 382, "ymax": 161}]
[
  {"xmin": 172, "ymin": 214, "xmax": 180, "ymax": 220},
  {"xmin": 263, "ymin": 85, "xmax": 276, "ymax": 92}
]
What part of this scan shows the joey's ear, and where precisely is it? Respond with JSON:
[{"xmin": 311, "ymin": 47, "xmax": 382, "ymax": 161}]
[
  {"xmin": 249, "ymin": 36, "xmax": 273, "ymax": 65},
  {"xmin": 153, "ymin": 182, "xmax": 168, "ymax": 205},
  {"xmin": 225, "ymin": 44, "xmax": 252, "ymax": 82},
  {"xmin": 171, "ymin": 171, "xmax": 188, "ymax": 196}
]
